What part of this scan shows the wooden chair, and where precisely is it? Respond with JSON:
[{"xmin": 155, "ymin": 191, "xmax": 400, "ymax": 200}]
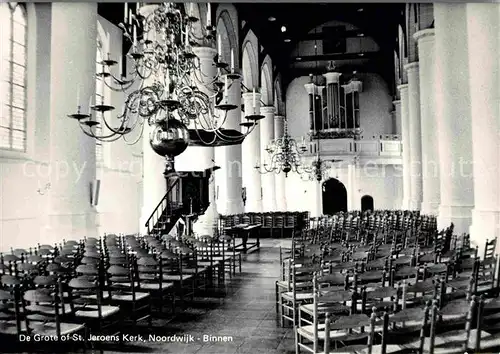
[
  {"xmin": 106, "ymin": 260, "xmax": 152, "ymax": 328},
  {"xmin": 298, "ymin": 273, "xmax": 351, "ymax": 327},
  {"xmin": 135, "ymin": 255, "xmax": 175, "ymax": 316},
  {"xmin": 280, "ymin": 262, "xmax": 320, "ymax": 327},
  {"xmin": 0, "ymin": 286, "xmax": 23, "ymax": 344},
  {"xmin": 67, "ymin": 276, "xmax": 122, "ymax": 346},
  {"xmin": 22, "ymin": 288, "xmax": 87, "ymax": 350},
  {"xmin": 273, "ymin": 214, "xmax": 284, "ymax": 238},
  {"xmin": 316, "ymin": 310, "xmax": 377, "ymax": 353}
]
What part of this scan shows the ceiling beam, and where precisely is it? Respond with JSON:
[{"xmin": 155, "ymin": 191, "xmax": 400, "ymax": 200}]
[
  {"xmin": 288, "ymin": 64, "xmax": 377, "ymax": 78},
  {"xmin": 293, "ymin": 51, "xmax": 380, "ymax": 62},
  {"xmin": 298, "ymin": 29, "xmax": 368, "ymax": 41}
]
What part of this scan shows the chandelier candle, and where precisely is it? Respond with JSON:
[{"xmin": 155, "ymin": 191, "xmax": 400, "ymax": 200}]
[
  {"xmin": 218, "ymin": 34, "xmax": 222, "ymax": 57},
  {"xmin": 207, "ymin": 3, "xmax": 211, "ymax": 27},
  {"xmin": 88, "ymin": 96, "xmax": 92, "ymax": 115},
  {"xmin": 133, "ymin": 25, "xmax": 137, "ymax": 47},
  {"xmin": 224, "ymin": 76, "xmax": 228, "ymax": 97},
  {"xmin": 230, "ymin": 49, "xmax": 234, "ymax": 73},
  {"xmin": 253, "ymin": 88, "xmax": 256, "ymax": 108},
  {"xmin": 166, "ymin": 69, "xmax": 170, "ymax": 96}
]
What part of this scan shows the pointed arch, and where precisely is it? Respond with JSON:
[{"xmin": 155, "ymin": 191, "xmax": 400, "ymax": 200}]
[
  {"xmin": 216, "ymin": 4, "xmax": 239, "ymax": 69},
  {"xmin": 216, "ymin": 10, "xmax": 237, "ymax": 66},
  {"xmin": 274, "ymin": 73, "xmax": 285, "ymax": 116},
  {"xmin": 260, "ymin": 55, "xmax": 273, "ymax": 106},
  {"xmin": 242, "ymin": 29, "xmax": 258, "ymax": 89}
]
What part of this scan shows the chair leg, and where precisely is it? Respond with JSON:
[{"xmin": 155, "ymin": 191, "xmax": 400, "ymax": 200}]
[
  {"xmin": 275, "ymin": 282, "xmax": 279, "ymax": 314},
  {"xmin": 295, "ymin": 326, "xmax": 300, "ymax": 354},
  {"xmin": 279, "ymin": 297, "xmax": 285, "ymax": 327}
]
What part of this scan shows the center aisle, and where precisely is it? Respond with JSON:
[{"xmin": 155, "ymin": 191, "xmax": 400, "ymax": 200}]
[{"xmin": 106, "ymin": 239, "xmax": 294, "ymax": 354}]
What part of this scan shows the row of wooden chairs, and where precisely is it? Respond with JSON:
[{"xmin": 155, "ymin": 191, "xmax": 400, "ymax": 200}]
[
  {"xmin": 219, "ymin": 211, "xmax": 309, "ymax": 238},
  {"xmin": 0, "ymin": 231, "xmax": 246, "ymax": 351},
  {"xmin": 277, "ymin": 215, "xmax": 500, "ymax": 353}
]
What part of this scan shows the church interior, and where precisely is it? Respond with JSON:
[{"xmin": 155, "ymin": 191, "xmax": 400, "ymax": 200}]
[{"xmin": 1, "ymin": 2, "xmax": 500, "ymax": 353}]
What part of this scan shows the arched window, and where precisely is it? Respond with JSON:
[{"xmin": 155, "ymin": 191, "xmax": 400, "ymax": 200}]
[
  {"xmin": 95, "ymin": 39, "xmax": 103, "ymax": 163},
  {"xmin": 0, "ymin": 3, "xmax": 27, "ymax": 151}
]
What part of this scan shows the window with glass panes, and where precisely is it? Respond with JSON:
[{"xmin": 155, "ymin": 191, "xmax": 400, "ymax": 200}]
[
  {"xmin": 95, "ymin": 40, "xmax": 103, "ymax": 162},
  {"xmin": 0, "ymin": 3, "xmax": 27, "ymax": 151}
]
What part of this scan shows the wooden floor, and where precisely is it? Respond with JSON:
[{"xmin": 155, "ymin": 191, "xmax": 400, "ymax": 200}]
[{"xmin": 102, "ymin": 239, "xmax": 294, "ymax": 354}]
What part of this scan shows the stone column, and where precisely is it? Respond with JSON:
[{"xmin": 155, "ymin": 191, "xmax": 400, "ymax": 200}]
[
  {"xmin": 414, "ymin": 29, "xmax": 441, "ymax": 215},
  {"xmin": 398, "ymin": 84, "xmax": 411, "ymax": 210},
  {"xmin": 304, "ymin": 82, "xmax": 316, "ymax": 132},
  {"xmin": 260, "ymin": 106, "xmax": 277, "ymax": 211},
  {"xmin": 404, "ymin": 62, "xmax": 423, "ymax": 211},
  {"xmin": 466, "ymin": 3, "xmax": 500, "ymax": 254},
  {"xmin": 434, "ymin": 4, "xmax": 474, "ymax": 233},
  {"xmin": 214, "ymin": 76, "xmax": 244, "ymax": 216},
  {"xmin": 242, "ymin": 91, "xmax": 263, "ymax": 213},
  {"xmin": 347, "ymin": 162, "xmax": 356, "ymax": 210},
  {"xmin": 175, "ymin": 47, "xmax": 218, "ymax": 236},
  {"xmin": 47, "ymin": 3, "xmax": 98, "ymax": 243},
  {"xmin": 274, "ymin": 115, "xmax": 287, "ymax": 211},
  {"xmin": 136, "ymin": 5, "xmax": 168, "ymax": 235},
  {"xmin": 392, "ymin": 100, "xmax": 401, "ymax": 135},
  {"xmin": 311, "ymin": 180, "xmax": 322, "ymax": 217}
]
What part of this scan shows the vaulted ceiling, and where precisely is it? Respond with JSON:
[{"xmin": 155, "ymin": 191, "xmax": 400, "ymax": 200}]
[
  {"xmin": 98, "ymin": 3, "xmax": 405, "ymax": 94},
  {"xmin": 235, "ymin": 3, "xmax": 404, "ymax": 92}
]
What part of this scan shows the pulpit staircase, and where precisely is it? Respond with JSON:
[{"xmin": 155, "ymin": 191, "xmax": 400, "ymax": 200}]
[{"xmin": 144, "ymin": 167, "xmax": 218, "ymax": 236}]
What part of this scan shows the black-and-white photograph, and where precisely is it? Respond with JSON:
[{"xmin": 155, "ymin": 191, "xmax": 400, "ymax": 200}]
[{"xmin": 1, "ymin": 1, "xmax": 499, "ymax": 353}]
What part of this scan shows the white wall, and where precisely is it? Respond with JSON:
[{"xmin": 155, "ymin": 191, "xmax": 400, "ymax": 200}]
[
  {"xmin": 0, "ymin": 3, "xmax": 52, "ymax": 251},
  {"xmin": 286, "ymin": 73, "xmax": 393, "ymax": 139},
  {"xmin": 95, "ymin": 16, "xmax": 142, "ymax": 236},
  {"xmin": 0, "ymin": 6, "xmax": 141, "ymax": 252},
  {"xmin": 283, "ymin": 70, "xmax": 400, "ymax": 214},
  {"xmin": 354, "ymin": 164, "xmax": 403, "ymax": 210},
  {"xmin": 284, "ymin": 163, "xmax": 403, "ymax": 214}
]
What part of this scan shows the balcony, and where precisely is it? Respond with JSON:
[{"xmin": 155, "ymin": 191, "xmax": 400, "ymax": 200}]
[{"xmin": 303, "ymin": 134, "xmax": 402, "ymax": 164}]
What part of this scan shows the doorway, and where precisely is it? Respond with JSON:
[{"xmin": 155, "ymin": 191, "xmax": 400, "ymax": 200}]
[
  {"xmin": 322, "ymin": 178, "xmax": 348, "ymax": 215},
  {"xmin": 361, "ymin": 195, "xmax": 374, "ymax": 212}
]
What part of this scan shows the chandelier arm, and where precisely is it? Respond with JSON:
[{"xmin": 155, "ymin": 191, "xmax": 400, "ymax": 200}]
[
  {"xmin": 102, "ymin": 77, "xmax": 136, "ymax": 92},
  {"xmin": 194, "ymin": 110, "xmax": 221, "ymax": 132},
  {"xmin": 191, "ymin": 121, "xmax": 218, "ymax": 145},
  {"xmin": 78, "ymin": 123, "xmax": 124, "ymax": 142},
  {"xmin": 107, "ymin": 73, "xmax": 137, "ymax": 90},
  {"xmin": 100, "ymin": 113, "xmax": 126, "ymax": 133},
  {"xmin": 122, "ymin": 121, "xmax": 144, "ymax": 146}
]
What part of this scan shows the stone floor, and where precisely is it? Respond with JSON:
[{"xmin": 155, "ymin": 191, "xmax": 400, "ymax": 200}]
[{"xmin": 105, "ymin": 238, "xmax": 294, "ymax": 354}]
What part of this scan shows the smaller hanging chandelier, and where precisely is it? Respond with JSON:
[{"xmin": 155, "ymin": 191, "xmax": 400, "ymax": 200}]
[
  {"xmin": 299, "ymin": 134, "xmax": 343, "ymax": 182},
  {"xmin": 301, "ymin": 135, "xmax": 328, "ymax": 182},
  {"xmin": 301, "ymin": 155, "xmax": 331, "ymax": 182},
  {"xmin": 255, "ymin": 119, "xmax": 308, "ymax": 177}
]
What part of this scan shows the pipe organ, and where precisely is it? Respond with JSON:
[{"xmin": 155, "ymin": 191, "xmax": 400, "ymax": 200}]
[{"xmin": 304, "ymin": 70, "xmax": 363, "ymax": 138}]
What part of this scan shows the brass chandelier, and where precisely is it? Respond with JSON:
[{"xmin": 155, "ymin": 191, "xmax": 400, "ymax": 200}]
[
  {"xmin": 300, "ymin": 136, "xmax": 342, "ymax": 182},
  {"xmin": 255, "ymin": 119, "xmax": 308, "ymax": 177},
  {"xmin": 68, "ymin": 3, "xmax": 260, "ymax": 173}
]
